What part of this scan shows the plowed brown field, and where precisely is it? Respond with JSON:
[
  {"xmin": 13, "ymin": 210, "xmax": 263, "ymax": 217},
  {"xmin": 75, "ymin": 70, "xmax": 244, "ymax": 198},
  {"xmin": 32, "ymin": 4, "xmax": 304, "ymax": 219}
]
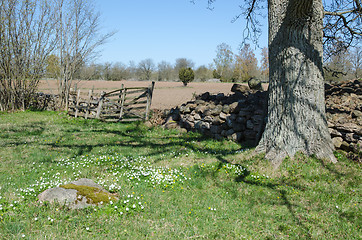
[
  {"xmin": 39, "ymin": 79, "xmax": 244, "ymax": 110},
  {"xmin": 39, "ymin": 80, "xmax": 268, "ymax": 110}
]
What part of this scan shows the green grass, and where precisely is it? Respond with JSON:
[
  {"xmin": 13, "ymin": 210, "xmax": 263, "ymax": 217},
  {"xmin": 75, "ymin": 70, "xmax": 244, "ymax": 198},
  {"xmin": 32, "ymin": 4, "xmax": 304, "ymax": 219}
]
[{"xmin": 0, "ymin": 111, "xmax": 360, "ymax": 239}]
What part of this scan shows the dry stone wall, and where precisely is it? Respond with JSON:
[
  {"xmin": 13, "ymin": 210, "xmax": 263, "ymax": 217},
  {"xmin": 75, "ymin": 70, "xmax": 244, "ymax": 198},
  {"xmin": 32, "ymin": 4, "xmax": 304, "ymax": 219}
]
[
  {"xmin": 162, "ymin": 80, "xmax": 362, "ymax": 159},
  {"xmin": 30, "ymin": 92, "xmax": 60, "ymax": 111},
  {"xmin": 164, "ymin": 84, "xmax": 267, "ymax": 145},
  {"xmin": 325, "ymin": 80, "xmax": 362, "ymax": 158}
]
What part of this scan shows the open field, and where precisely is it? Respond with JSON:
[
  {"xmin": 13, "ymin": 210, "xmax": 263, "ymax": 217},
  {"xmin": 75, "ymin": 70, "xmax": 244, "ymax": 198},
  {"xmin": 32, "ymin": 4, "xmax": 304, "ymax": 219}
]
[
  {"xmin": 0, "ymin": 111, "xmax": 360, "ymax": 239},
  {"xmin": 38, "ymin": 79, "xmax": 268, "ymax": 110}
]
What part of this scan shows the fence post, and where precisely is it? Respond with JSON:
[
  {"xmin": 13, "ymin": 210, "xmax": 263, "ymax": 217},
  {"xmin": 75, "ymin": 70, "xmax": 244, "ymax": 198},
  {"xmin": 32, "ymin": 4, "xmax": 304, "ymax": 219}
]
[
  {"xmin": 85, "ymin": 89, "xmax": 93, "ymax": 119},
  {"xmin": 145, "ymin": 81, "xmax": 155, "ymax": 121},
  {"xmin": 96, "ymin": 91, "xmax": 105, "ymax": 119},
  {"xmin": 119, "ymin": 84, "xmax": 126, "ymax": 120},
  {"xmin": 67, "ymin": 88, "xmax": 73, "ymax": 112},
  {"xmin": 74, "ymin": 90, "xmax": 81, "ymax": 118},
  {"xmin": 65, "ymin": 91, "xmax": 69, "ymax": 112}
]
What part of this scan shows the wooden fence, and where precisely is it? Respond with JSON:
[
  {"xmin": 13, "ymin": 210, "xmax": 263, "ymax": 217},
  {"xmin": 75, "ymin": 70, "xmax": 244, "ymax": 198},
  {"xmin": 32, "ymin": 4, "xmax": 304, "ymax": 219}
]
[{"xmin": 68, "ymin": 82, "xmax": 155, "ymax": 122}]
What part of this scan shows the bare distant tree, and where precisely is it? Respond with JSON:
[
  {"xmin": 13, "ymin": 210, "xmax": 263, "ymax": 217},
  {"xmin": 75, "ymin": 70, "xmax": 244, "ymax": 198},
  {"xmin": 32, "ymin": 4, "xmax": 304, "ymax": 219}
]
[
  {"xmin": 349, "ymin": 46, "xmax": 362, "ymax": 78},
  {"xmin": 324, "ymin": 49, "xmax": 353, "ymax": 82},
  {"xmin": 78, "ymin": 63, "xmax": 101, "ymax": 80},
  {"xmin": 0, "ymin": 0, "xmax": 58, "ymax": 111},
  {"xmin": 128, "ymin": 61, "xmax": 138, "ymax": 79},
  {"xmin": 158, "ymin": 61, "xmax": 174, "ymax": 81},
  {"xmin": 260, "ymin": 47, "xmax": 269, "ymax": 80},
  {"xmin": 213, "ymin": 43, "xmax": 234, "ymax": 82},
  {"xmin": 109, "ymin": 62, "xmax": 132, "ymax": 80},
  {"xmin": 137, "ymin": 59, "xmax": 155, "ymax": 80},
  {"xmin": 195, "ymin": 65, "xmax": 213, "ymax": 81},
  {"xmin": 174, "ymin": 58, "xmax": 195, "ymax": 72},
  {"xmin": 233, "ymin": 43, "xmax": 258, "ymax": 82}
]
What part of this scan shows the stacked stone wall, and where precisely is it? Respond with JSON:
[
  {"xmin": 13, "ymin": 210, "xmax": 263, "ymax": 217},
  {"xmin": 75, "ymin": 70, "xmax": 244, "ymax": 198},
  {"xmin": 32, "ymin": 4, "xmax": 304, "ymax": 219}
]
[
  {"xmin": 163, "ymin": 80, "xmax": 362, "ymax": 160},
  {"xmin": 325, "ymin": 80, "xmax": 362, "ymax": 158},
  {"xmin": 164, "ymin": 89, "xmax": 267, "ymax": 145},
  {"xmin": 30, "ymin": 92, "xmax": 61, "ymax": 111}
]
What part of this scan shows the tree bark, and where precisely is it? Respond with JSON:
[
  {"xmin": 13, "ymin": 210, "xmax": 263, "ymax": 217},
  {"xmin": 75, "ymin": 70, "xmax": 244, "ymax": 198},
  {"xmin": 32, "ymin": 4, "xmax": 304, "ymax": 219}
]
[{"xmin": 256, "ymin": 0, "xmax": 337, "ymax": 165}]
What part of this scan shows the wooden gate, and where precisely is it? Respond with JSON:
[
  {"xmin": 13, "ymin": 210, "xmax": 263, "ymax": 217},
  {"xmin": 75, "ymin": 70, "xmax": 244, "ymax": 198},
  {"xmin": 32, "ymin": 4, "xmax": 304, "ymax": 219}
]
[{"xmin": 68, "ymin": 82, "xmax": 155, "ymax": 122}]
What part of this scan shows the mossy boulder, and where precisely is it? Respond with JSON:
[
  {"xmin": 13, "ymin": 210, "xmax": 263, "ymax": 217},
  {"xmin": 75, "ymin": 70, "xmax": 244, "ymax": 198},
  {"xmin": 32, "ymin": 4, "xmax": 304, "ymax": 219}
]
[{"xmin": 38, "ymin": 178, "xmax": 118, "ymax": 209}]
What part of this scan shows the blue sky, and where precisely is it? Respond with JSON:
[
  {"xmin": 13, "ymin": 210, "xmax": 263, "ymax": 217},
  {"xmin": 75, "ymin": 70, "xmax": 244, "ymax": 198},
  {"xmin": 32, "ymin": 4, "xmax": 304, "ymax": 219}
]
[{"xmin": 94, "ymin": 0, "xmax": 268, "ymax": 67}]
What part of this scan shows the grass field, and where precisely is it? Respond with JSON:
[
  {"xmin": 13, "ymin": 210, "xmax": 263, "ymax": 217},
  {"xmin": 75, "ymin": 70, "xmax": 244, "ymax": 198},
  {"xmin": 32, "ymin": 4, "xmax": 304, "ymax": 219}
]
[{"xmin": 0, "ymin": 111, "xmax": 361, "ymax": 239}]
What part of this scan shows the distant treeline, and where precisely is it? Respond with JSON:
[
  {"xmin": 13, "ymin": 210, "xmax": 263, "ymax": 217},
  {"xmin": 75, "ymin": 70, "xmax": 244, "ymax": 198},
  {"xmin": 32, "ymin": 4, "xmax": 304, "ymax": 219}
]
[
  {"xmin": 45, "ymin": 43, "xmax": 361, "ymax": 83},
  {"xmin": 45, "ymin": 44, "xmax": 270, "ymax": 83}
]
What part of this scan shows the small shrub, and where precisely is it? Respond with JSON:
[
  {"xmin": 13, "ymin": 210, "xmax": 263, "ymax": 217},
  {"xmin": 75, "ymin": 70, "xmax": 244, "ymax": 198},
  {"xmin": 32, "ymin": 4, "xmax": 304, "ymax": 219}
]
[{"xmin": 179, "ymin": 68, "xmax": 195, "ymax": 86}]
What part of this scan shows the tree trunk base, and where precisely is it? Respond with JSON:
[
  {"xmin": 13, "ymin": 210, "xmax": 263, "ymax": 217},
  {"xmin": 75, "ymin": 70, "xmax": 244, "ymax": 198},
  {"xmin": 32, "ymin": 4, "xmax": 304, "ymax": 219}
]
[{"xmin": 255, "ymin": 140, "xmax": 337, "ymax": 168}]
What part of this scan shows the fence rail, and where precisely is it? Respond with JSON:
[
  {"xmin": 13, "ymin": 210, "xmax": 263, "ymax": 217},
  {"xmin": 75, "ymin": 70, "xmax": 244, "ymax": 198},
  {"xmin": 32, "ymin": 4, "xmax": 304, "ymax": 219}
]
[{"xmin": 67, "ymin": 82, "xmax": 155, "ymax": 122}]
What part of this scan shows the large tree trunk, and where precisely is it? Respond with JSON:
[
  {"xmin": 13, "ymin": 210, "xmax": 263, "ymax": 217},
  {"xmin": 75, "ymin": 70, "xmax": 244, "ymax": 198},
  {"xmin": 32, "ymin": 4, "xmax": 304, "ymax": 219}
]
[{"xmin": 256, "ymin": 0, "xmax": 337, "ymax": 165}]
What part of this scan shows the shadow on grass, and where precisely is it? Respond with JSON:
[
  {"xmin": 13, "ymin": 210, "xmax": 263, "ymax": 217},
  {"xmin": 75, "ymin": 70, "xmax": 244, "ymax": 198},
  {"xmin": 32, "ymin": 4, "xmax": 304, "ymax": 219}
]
[
  {"xmin": 1, "ymin": 114, "xmax": 246, "ymax": 162},
  {"xmin": 212, "ymin": 154, "xmax": 359, "ymax": 238},
  {"xmin": 213, "ymin": 155, "xmax": 312, "ymax": 238},
  {"xmin": 315, "ymin": 157, "xmax": 347, "ymax": 178},
  {"xmin": 42, "ymin": 122, "xmax": 247, "ymax": 160},
  {"xmin": 217, "ymin": 155, "xmax": 361, "ymax": 239},
  {"xmin": 0, "ymin": 122, "xmax": 46, "ymax": 147},
  {"xmin": 239, "ymin": 178, "xmax": 312, "ymax": 238},
  {"xmin": 188, "ymin": 155, "xmax": 314, "ymax": 237},
  {"xmin": 0, "ymin": 122, "xmax": 45, "ymax": 136}
]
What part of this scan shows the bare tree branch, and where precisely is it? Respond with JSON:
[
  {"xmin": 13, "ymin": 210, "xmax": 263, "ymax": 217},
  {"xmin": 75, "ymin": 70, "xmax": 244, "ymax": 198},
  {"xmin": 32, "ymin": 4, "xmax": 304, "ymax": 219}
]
[
  {"xmin": 323, "ymin": 0, "xmax": 362, "ymax": 58},
  {"xmin": 196, "ymin": 0, "xmax": 360, "ymax": 59},
  {"xmin": 56, "ymin": 0, "xmax": 115, "ymax": 106},
  {"xmin": 324, "ymin": 10, "xmax": 362, "ymax": 36}
]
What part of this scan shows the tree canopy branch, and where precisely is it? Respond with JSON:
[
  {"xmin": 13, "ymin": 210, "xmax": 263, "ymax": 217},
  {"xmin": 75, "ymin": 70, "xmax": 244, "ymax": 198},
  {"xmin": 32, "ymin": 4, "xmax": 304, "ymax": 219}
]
[{"xmin": 325, "ymin": 10, "xmax": 362, "ymax": 37}]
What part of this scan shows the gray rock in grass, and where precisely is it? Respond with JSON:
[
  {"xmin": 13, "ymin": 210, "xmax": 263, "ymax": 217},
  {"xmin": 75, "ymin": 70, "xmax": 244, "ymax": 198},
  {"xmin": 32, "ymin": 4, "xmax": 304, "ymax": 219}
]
[{"xmin": 38, "ymin": 178, "xmax": 118, "ymax": 209}]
